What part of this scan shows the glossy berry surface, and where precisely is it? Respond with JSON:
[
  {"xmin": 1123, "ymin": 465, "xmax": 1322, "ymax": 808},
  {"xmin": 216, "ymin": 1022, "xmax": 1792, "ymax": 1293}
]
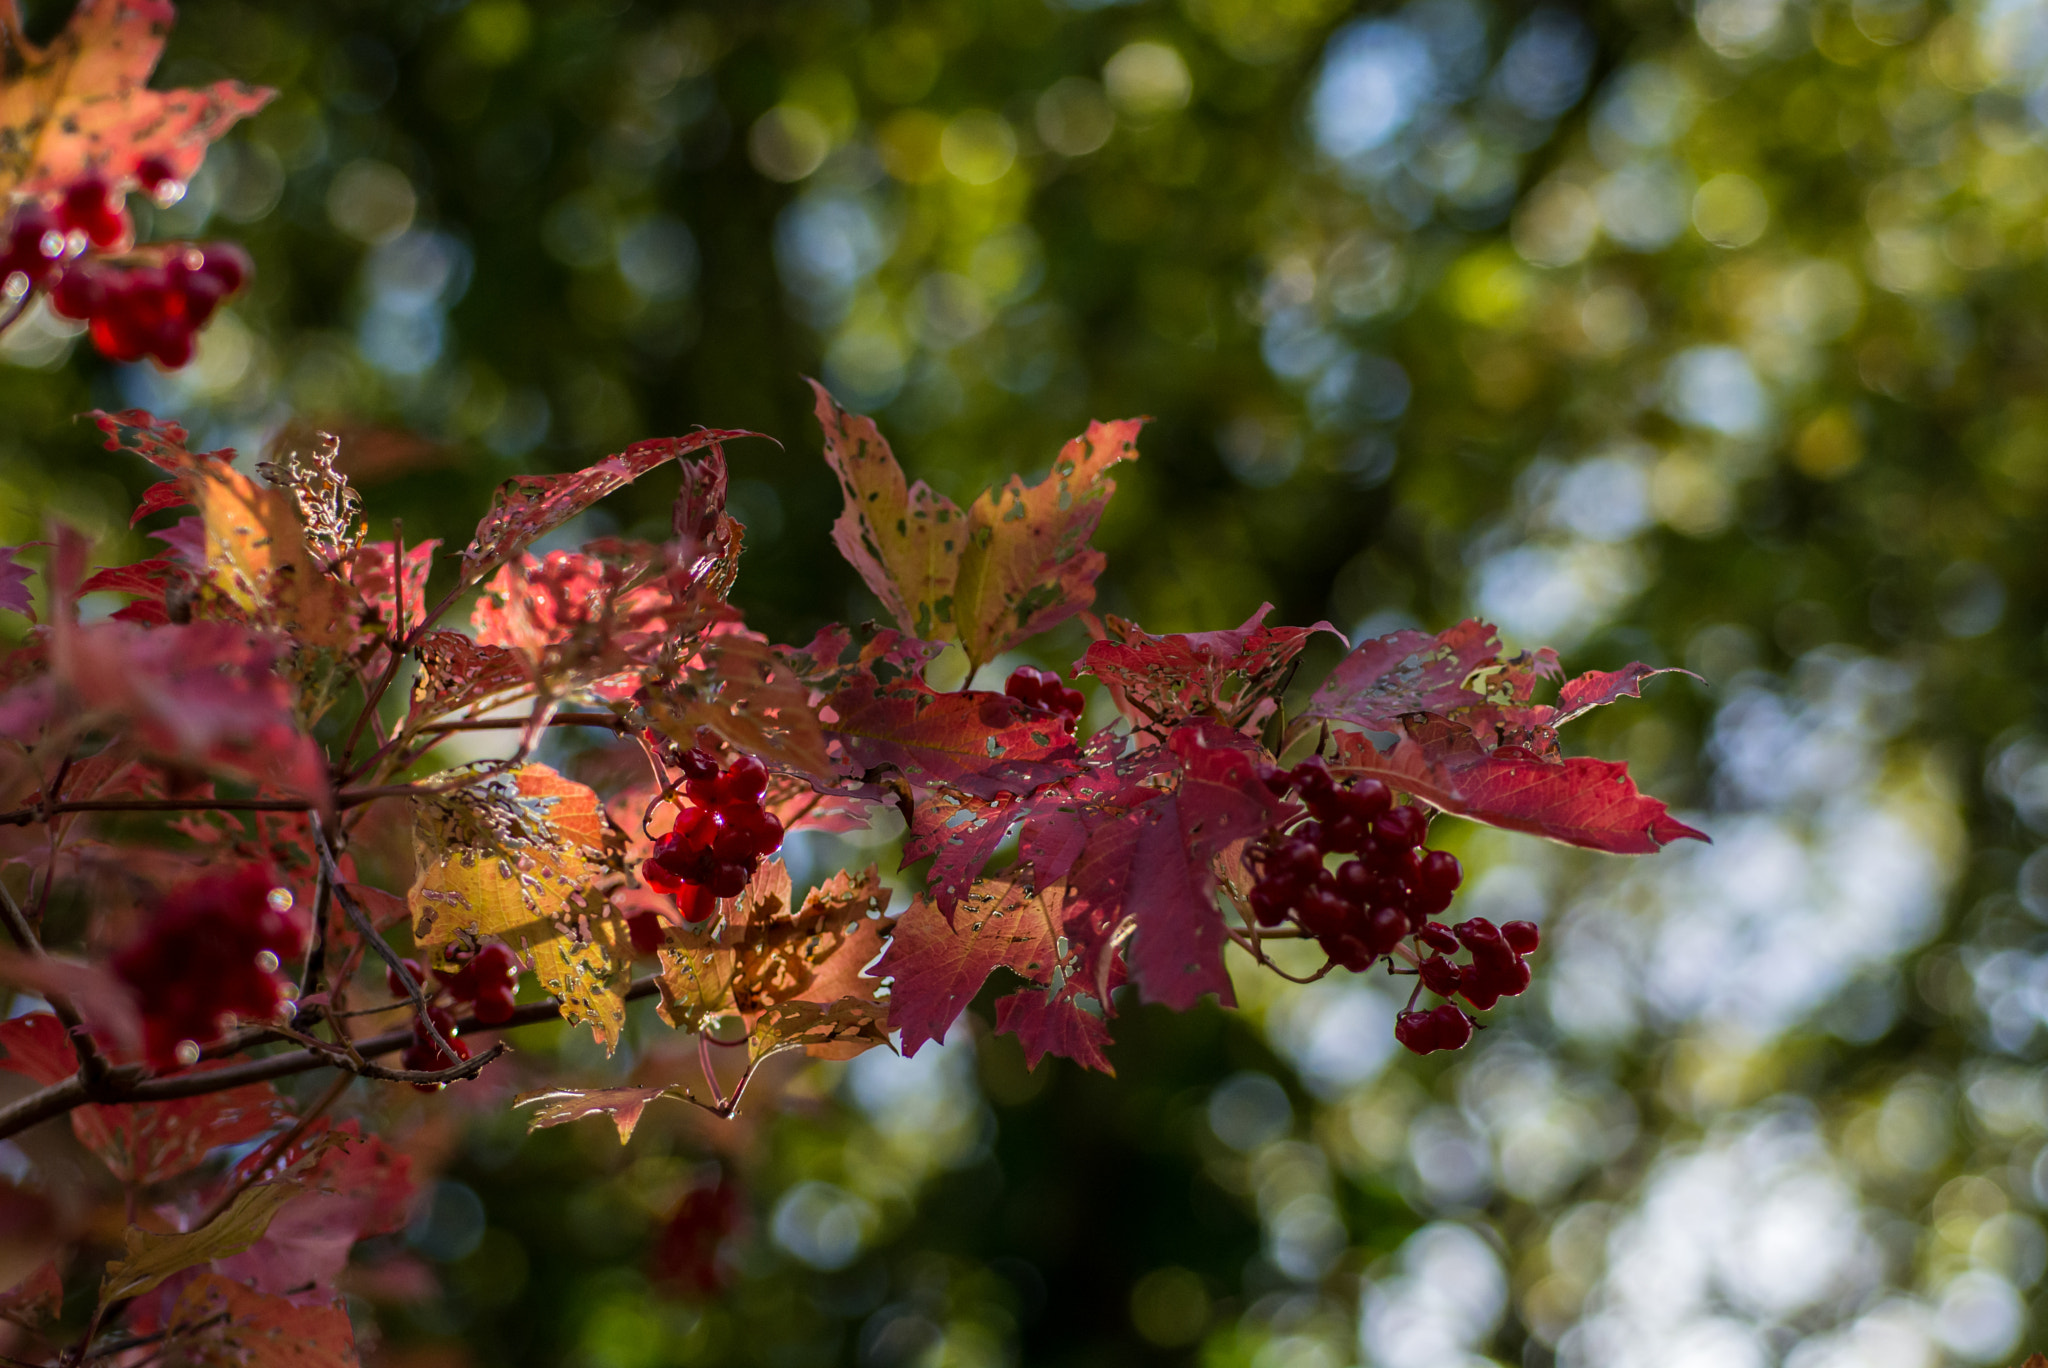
[{"xmin": 641, "ymin": 747, "xmax": 786, "ymax": 920}]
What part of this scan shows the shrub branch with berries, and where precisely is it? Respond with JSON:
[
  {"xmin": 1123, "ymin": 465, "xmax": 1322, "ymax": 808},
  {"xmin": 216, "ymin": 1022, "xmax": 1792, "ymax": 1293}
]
[{"xmin": 0, "ymin": 6, "xmax": 1703, "ymax": 1364}]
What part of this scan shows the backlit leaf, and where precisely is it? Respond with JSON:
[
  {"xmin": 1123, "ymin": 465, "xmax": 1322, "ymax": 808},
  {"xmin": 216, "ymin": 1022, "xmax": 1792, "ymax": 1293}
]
[
  {"xmin": 0, "ymin": 0, "xmax": 273, "ymax": 197},
  {"xmin": 166, "ymin": 1273, "xmax": 357, "ymax": 1368},
  {"xmin": 99, "ymin": 1181, "xmax": 295, "ymax": 1304},
  {"xmin": 1081, "ymin": 603, "xmax": 1337, "ymax": 733},
  {"xmin": 409, "ymin": 764, "xmax": 627, "ymax": 1051},
  {"xmin": 825, "ymin": 672, "xmax": 1079, "ymax": 798},
  {"xmin": 874, "ymin": 877, "xmax": 1065, "ymax": 1056},
  {"xmin": 516, "ymin": 1085, "xmax": 676, "ymax": 1143},
  {"xmin": 951, "ymin": 416, "xmax": 1142, "ymax": 669}
]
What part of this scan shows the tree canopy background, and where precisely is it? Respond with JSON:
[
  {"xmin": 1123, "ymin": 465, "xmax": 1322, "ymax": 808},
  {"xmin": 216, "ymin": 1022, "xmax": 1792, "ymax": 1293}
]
[{"xmin": 4, "ymin": 0, "xmax": 2046, "ymax": 1363}]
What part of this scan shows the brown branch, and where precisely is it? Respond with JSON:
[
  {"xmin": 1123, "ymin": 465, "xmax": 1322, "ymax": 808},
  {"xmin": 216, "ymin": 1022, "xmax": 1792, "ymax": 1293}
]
[
  {"xmin": 310, "ymin": 817, "xmax": 460, "ymax": 1067},
  {"xmin": 194, "ymin": 1071, "xmax": 349, "ymax": 1229},
  {"xmin": 1223, "ymin": 924, "xmax": 1336, "ymax": 985},
  {"xmin": 0, "ymin": 976, "xmax": 661, "ymax": 1141},
  {"xmin": 414, "ymin": 711, "xmax": 625, "ymax": 734}
]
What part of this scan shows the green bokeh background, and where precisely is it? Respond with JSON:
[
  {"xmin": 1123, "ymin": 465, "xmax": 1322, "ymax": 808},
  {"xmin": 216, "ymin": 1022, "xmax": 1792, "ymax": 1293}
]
[{"xmin": 8, "ymin": 0, "xmax": 2048, "ymax": 1362}]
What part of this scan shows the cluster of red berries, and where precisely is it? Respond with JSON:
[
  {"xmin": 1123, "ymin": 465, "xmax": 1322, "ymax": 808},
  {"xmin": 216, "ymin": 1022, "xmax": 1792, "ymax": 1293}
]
[
  {"xmin": 1248, "ymin": 759, "xmax": 1541, "ymax": 1055},
  {"xmin": 401, "ymin": 1006, "xmax": 471, "ymax": 1093},
  {"xmin": 1249, "ymin": 761, "xmax": 1459, "ymax": 962},
  {"xmin": 112, "ymin": 864, "xmax": 308, "ymax": 1070},
  {"xmin": 641, "ymin": 749, "xmax": 785, "ymax": 919},
  {"xmin": 385, "ymin": 944, "xmax": 519, "ymax": 1090},
  {"xmin": 1004, "ymin": 665, "xmax": 1085, "ymax": 724},
  {"xmin": 0, "ymin": 165, "xmax": 249, "ymax": 368},
  {"xmin": 385, "ymin": 941, "xmax": 520, "ymax": 1026}
]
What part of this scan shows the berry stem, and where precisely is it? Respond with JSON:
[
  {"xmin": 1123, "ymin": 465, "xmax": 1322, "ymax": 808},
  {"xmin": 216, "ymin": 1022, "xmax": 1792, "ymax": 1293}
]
[{"xmin": 314, "ymin": 818, "xmax": 461, "ymax": 1069}]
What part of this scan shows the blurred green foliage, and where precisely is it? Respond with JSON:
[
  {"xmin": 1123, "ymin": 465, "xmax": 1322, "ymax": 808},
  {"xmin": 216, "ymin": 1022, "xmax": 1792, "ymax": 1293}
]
[{"xmin": 12, "ymin": 0, "xmax": 2048, "ymax": 1362}]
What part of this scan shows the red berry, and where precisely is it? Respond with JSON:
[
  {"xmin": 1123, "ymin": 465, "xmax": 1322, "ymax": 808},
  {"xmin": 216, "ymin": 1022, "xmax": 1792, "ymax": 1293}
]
[
  {"xmin": 1321, "ymin": 814, "xmax": 1369, "ymax": 854},
  {"xmin": 1248, "ymin": 879, "xmax": 1294, "ymax": 926},
  {"xmin": 471, "ymin": 986, "xmax": 517, "ymax": 1025},
  {"xmin": 386, "ymin": 958, "xmax": 429, "ymax": 998},
  {"xmin": 1416, "ymin": 849, "xmax": 1463, "ymax": 895},
  {"xmin": 676, "ymin": 746, "xmax": 720, "ymax": 781},
  {"xmin": 1419, "ymin": 955, "xmax": 1463, "ymax": 997},
  {"xmin": 1418, "ymin": 922, "xmax": 1459, "ymax": 954},
  {"xmin": 708, "ymin": 860, "xmax": 749, "ymax": 898},
  {"xmin": 1360, "ymin": 904, "xmax": 1408, "ymax": 955},
  {"xmin": 1259, "ymin": 765, "xmax": 1293, "ymax": 797},
  {"xmin": 1296, "ymin": 887, "xmax": 1351, "ymax": 937},
  {"xmin": 48, "ymin": 262, "xmax": 103, "ymax": 319},
  {"xmin": 59, "ymin": 176, "xmax": 127, "ymax": 249},
  {"xmin": 1501, "ymin": 921, "xmax": 1540, "ymax": 955},
  {"xmin": 1454, "ymin": 918, "xmax": 1504, "ymax": 952},
  {"xmin": 135, "ymin": 156, "xmax": 179, "ymax": 194},
  {"xmin": 195, "ymin": 241, "xmax": 251, "ymax": 294},
  {"xmin": 1321, "ymin": 933, "xmax": 1375, "ymax": 972},
  {"xmin": 1373, "ymin": 804, "xmax": 1429, "ymax": 848}
]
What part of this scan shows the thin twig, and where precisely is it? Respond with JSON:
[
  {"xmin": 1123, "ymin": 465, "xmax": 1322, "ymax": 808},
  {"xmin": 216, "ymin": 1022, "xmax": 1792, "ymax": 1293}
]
[
  {"xmin": 311, "ymin": 817, "xmax": 459, "ymax": 1067},
  {"xmin": 1222, "ymin": 924, "xmax": 1336, "ymax": 985}
]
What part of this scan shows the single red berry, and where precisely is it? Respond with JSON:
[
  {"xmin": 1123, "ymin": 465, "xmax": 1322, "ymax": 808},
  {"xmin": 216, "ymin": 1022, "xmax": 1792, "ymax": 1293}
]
[
  {"xmin": 1248, "ymin": 879, "xmax": 1294, "ymax": 926},
  {"xmin": 1454, "ymin": 918, "xmax": 1504, "ymax": 952},
  {"xmin": 1321, "ymin": 813, "xmax": 1369, "ymax": 854},
  {"xmin": 1289, "ymin": 759, "xmax": 1334, "ymax": 796},
  {"xmin": 1416, "ymin": 849, "xmax": 1463, "ymax": 895},
  {"xmin": 48, "ymin": 262, "xmax": 103, "ymax": 319},
  {"xmin": 195, "ymin": 241, "xmax": 251, "ymax": 294},
  {"xmin": 1418, "ymin": 922, "xmax": 1459, "ymax": 954},
  {"xmin": 1501, "ymin": 921, "xmax": 1541, "ymax": 955},
  {"xmin": 1360, "ymin": 905, "xmax": 1408, "ymax": 955},
  {"xmin": 1321, "ymin": 932, "xmax": 1376, "ymax": 972},
  {"xmin": 1419, "ymin": 955, "xmax": 1463, "ymax": 998},
  {"xmin": 471, "ymin": 986, "xmax": 517, "ymax": 1026},
  {"xmin": 1373, "ymin": 804, "xmax": 1429, "ymax": 848},
  {"xmin": 135, "ymin": 155, "xmax": 179, "ymax": 194},
  {"xmin": 676, "ymin": 746, "xmax": 720, "ymax": 781},
  {"xmin": 713, "ymin": 754, "xmax": 769, "ymax": 805},
  {"xmin": 1259, "ymin": 765, "xmax": 1293, "ymax": 798}
]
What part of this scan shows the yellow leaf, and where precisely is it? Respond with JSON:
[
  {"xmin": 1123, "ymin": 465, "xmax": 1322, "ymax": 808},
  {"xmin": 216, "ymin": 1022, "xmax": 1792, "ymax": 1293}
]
[
  {"xmin": 98, "ymin": 1183, "xmax": 293, "ymax": 1305},
  {"xmin": 410, "ymin": 764, "xmax": 627, "ymax": 1052},
  {"xmin": 184, "ymin": 461, "xmax": 356, "ymax": 649},
  {"xmin": 952, "ymin": 417, "xmax": 1143, "ymax": 671}
]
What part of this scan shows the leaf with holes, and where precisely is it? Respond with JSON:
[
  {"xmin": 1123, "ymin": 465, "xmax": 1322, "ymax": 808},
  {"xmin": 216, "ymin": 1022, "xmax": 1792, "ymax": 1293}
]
[
  {"xmin": 1081, "ymin": 603, "xmax": 1337, "ymax": 733},
  {"xmin": 825, "ymin": 672, "xmax": 1079, "ymax": 798},
  {"xmin": 0, "ymin": 0, "xmax": 273, "ymax": 197},
  {"xmin": 517, "ymin": 1085, "xmax": 677, "ymax": 1143},
  {"xmin": 409, "ymin": 764, "xmax": 627, "ymax": 1051},
  {"xmin": 461, "ymin": 430, "xmax": 755, "ymax": 579},
  {"xmin": 950, "ymin": 416, "xmax": 1142, "ymax": 669}
]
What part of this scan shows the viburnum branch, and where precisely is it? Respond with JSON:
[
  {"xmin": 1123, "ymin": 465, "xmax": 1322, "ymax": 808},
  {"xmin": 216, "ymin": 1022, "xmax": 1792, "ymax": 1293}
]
[
  {"xmin": 0, "ymin": 977, "xmax": 664, "ymax": 1143},
  {"xmin": 414, "ymin": 711, "xmax": 625, "ymax": 735},
  {"xmin": 312, "ymin": 818, "xmax": 460, "ymax": 1067},
  {"xmin": 78, "ymin": 1311, "xmax": 230, "ymax": 1364},
  {"xmin": 1223, "ymin": 924, "xmax": 1339, "ymax": 985},
  {"xmin": 293, "ymin": 858, "xmax": 333, "ymax": 1013}
]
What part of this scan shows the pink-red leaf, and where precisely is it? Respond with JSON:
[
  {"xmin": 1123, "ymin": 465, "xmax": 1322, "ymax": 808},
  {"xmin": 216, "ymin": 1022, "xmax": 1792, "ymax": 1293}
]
[
  {"xmin": 1081, "ymin": 603, "xmax": 1337, "ymax": 732},
  {"xmin": 824, "ymin": 673, "xmax": 1080, "ymax": 798},
  {"xmin": 0, "ymin": 544, "xmax": 34, "ymax": 620},
  {"xmin": 461, "ymin": 430, "xmax": 755, "ymax": 578},
  {"xmin": 1066, "ymin": 727, "xmax": 1284, "ymax": 1012},
  {"xmin": 1304, "ymin": 619, "xmax": 1505, "ymax": 730},
  {"xmin": 1555, "ymin": 662, "xmax": 1700, "ymax": 724}
]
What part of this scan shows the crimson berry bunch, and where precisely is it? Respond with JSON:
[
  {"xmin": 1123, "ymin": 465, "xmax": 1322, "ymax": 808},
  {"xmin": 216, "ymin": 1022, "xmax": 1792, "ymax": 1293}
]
[
  {"xmin": 641, "ymin": 749, "xmax": 785, "ymax": 918},
  {"xmin": 111, "ymin": 864, "xmax": 308, "ymax": 1069},
  {"xmin": 400, "ymin": 1006, "xmax": 471, "ymax": 1093},
  {"xmin": 1003, "ymin": 665, "xmax": 1085, "ymax": 724},
  {"xmin": 1247, "ymin": 759, "xmax": 1539, "ymax": 1055},
  {"xmin": 0, "ymin": 165, "xmax": 250, "ymax": 368},
  {"xmin": 384, "ymin": 941, "xmax": 521, "ymax": 1027}
]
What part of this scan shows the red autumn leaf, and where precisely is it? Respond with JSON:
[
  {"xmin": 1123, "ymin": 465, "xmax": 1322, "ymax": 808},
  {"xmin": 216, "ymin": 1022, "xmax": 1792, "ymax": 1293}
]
[
  {"xmin": 167, "ymin": 1273, "xmax": 357, "ymax": 1368},
  {"xmin": 460, "ymin": 430, "xmax": 756, "ymax": 578},
  {"xmin": 1014, "ymin": 746, "xmax": 1179, "ymax": 894},
  {"xmin": 517, "ymin": 1085, "xmax": 678, "ymax": 1144},
  {"xmin": 1065, "ymin": 727, "xmax": 1285, "ymax": 1012},
  {"xmin": 340, "ymin": 539, "xmax": 438, "ymax": 638},
  {"xmin": 824, "ymin": 672, "xmax": 1080, "ymax": 798},
  {"xmin": 31, "ymin": 620, "xmax": 329, "ymax": 803},
  {"xmin": 1331, "ymin": 723, "xmax": 1707, "ymax": 854},
  {"xmin": 649, "ymin": 633, "xmax": 833, "ymax": 780},
  {"xmin": 994, "ymin": 985, "xmax": 1115, "ymax": 1074},
  {"xmin": 1555, "ymin": 661, "xmax": 1700, "ymax": 725},
  {"xmin": 1080, "ymin": 603, "xmax": 1338, "ymax": 732},
  {"xmin": 902, "ymin": 788, "xmax": 1022, "ymax": 916},
  {"xmin": 872, "ymin": 877, "xmax": 1066, "ymax": 1056},
  {"xmin": 214, "ymin": 1122, "xmax": 415, "ymax": 1298},
  {"xmin": 0, "ymin": 1014, "xmax": 288, "ymax": 1185},
  {"xmin": 1303, "ymin": 619, "xmax": 1514, "ymax": 731},
  {"xmin": 0, "ymin": 544, "xmax": 35, "ymax": 620},
  {"xmin": 409, "ymin": 629, "xmax": 528, "ymax": 717},
  {"xmin": 0, "ymin": 0, "xmax": 273, "ymax": 197},
  {"xmin": 0, "ymin": 1258, "xmax": 62, "ymax": 1328}
]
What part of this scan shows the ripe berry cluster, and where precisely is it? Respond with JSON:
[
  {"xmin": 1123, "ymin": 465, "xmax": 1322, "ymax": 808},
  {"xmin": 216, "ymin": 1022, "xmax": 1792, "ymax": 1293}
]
[
  {"xmin": 385, "ymin": 941, "xmax": 520, "ymax": 1026},
  {"xmin": 641, "ymin": 749, "xmax": 785, "ymax": 918},
  {"xmin": 0, "ymin": 166, "xmax": 249, "ymax": 368},
  {"xmin": 112, "ymin": 865, "xmax": 308, "ymax": 1069},
  {"xmin": 401, "ymin": 1006, "xmax": 471, "ymax": 1093},
  {"xmin": 1004, "ymin": 666, "xmax": 1085, "ymax": 724},
  {"xmin": 1247, "ymin": 759, "xmax": 1540, "ymax": 1055}
]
